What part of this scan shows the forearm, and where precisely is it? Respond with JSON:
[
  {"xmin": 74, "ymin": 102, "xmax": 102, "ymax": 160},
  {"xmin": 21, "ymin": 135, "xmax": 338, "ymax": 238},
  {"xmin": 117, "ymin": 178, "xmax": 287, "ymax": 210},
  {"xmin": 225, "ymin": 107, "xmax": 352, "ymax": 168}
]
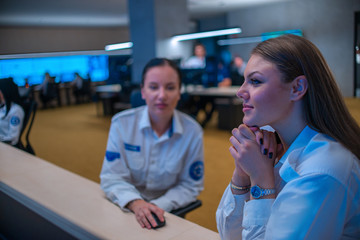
[{"xmin": 151, "ymin": 181, "xmax": 202, "ymax": 212}]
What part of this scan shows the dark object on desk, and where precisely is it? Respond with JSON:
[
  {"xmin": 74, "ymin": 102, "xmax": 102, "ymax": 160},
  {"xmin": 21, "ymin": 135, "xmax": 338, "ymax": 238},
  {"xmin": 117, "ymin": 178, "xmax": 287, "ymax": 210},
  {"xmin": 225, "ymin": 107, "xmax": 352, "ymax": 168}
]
[
  {"xmin": 150, "ymin": 212, "xmax": 166, "ymax": 229},
  {"xmin": 16, "ymin": 100, "xmax": 37, "ymax": 155},
  {"xmin": 170, "ymin": 199, "xmax": 202, "ymax": 218}
]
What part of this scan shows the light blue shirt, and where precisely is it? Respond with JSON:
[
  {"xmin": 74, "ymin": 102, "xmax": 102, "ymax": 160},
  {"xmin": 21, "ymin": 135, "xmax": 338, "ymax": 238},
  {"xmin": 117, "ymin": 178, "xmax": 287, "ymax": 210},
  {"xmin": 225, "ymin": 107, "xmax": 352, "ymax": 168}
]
[
  {"xmin": 100, "ymin": 106, "xmax": 204, "ymax": 212},
  {"xmin": 216, "ymin": 126, "xmax": 360, "ymax": 239}
]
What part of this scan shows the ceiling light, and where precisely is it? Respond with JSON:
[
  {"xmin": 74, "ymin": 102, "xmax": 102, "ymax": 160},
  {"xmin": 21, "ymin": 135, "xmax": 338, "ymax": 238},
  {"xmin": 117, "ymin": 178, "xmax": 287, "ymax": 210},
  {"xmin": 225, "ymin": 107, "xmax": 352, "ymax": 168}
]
[
  {"xmin": 218, "ymin": 36, "xmax": 262, "ymax": 46},
  {"xmin": 171, "ymin": 27, "xmax": 241, "ymax": 42},
  {"xmin": 105, "ymin": 42, "xmax": 133, "ymax": 51},
  {"xmin": 218, "ymin": 29, "xmax": 303, "ymax": 46}
]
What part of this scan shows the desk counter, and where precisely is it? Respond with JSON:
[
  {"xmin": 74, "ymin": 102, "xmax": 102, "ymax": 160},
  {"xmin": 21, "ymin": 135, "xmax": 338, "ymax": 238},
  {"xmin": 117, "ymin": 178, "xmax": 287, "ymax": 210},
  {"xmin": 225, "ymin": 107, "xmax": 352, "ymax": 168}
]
[
  {"xmin": 186, "ymin": 85, "xmax": 240, "ymax": 98},
  {"xmin": 0, "ymin": 143, "xmax": 219, "ymax": 240}
]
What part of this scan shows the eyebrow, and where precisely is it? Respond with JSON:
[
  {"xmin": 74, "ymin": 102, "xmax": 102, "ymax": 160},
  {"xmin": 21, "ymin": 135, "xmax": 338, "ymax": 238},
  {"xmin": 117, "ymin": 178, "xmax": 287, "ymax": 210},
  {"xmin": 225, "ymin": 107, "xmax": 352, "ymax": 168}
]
[{"xmin": 246, "ymin": 71, "xmax": 262, "ymax": 79}]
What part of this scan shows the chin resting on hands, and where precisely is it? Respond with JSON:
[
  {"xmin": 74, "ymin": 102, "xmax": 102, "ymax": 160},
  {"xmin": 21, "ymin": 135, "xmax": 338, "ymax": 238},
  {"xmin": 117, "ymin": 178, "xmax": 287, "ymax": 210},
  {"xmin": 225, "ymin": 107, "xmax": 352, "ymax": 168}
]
[{"xmin": 229, "ymin": 124, "xmax": 279, "ymax": 188}]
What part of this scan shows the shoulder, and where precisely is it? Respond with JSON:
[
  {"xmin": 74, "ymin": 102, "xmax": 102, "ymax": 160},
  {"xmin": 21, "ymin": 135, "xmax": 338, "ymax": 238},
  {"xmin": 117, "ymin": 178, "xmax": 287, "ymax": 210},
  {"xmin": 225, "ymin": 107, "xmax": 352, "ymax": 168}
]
[
  {"xmin": 175, "ymin": 110, "xmax": 203, "ymax": 135},
  {"xmin": 111, "ymin": 106, "xmax": 144, "ymax": 123},
  {"xmin": 296, "ymin": 133, "xmax": 358, "ymax": 184},
  {"xmin": 9, "ymin": 103, "xmax": 25, "ymax": 117}
]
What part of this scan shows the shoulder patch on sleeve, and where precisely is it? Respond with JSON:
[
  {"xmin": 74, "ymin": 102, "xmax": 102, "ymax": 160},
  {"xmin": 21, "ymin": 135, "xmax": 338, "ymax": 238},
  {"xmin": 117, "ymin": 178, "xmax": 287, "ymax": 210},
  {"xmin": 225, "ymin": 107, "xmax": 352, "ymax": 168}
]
[
  {"xmin": 189, "ymin": 161, "xmax": 204, "ymax": 181},
  {"xmin": 10, "ymin": 116, "xmax": 21, "ymax": 126},
  {"xmin": 105, "ymin": 151, "xmax": 121, "ymax": 162}
]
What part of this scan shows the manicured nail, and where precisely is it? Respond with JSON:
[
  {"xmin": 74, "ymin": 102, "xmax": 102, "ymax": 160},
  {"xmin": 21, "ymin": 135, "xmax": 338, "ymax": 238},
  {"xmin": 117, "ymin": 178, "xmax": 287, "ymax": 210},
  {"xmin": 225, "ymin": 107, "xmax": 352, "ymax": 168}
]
[
  {"xmin": 260, "ymin": 138, "xmax": 263, "ymax": 145},
  {"xmin": 268, "ymin": 152, "xmax": 273, "ymax": 159},
  {"xmin": 263, "ymin": 149, "xmax": 268, "ymax": 155}
]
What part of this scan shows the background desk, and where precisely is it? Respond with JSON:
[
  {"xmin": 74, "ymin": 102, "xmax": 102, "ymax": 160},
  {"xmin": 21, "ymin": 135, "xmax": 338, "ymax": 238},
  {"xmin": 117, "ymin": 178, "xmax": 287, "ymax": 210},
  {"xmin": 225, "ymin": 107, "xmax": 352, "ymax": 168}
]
[
  {"xmin": 185, "ymin": 85, "xmax": 243, "ymax": 130},
  {"xmin": 0, "ymin": 143, "xmax": 220, "ymax": 240},
  {"xmin": 186, "ymin": 85, "xmax": 240, "ymax": 98}
]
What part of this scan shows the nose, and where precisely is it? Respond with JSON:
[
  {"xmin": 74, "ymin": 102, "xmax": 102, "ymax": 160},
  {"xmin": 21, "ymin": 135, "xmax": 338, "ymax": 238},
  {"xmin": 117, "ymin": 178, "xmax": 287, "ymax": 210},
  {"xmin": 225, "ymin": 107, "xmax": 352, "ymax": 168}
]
[
  {"xmin": 236, "ymin": 84, "xmax": 249, "ymax": 100},
  {"xmin": 158, "ymin": 87, "xmax": 167, "ymax": 100}
]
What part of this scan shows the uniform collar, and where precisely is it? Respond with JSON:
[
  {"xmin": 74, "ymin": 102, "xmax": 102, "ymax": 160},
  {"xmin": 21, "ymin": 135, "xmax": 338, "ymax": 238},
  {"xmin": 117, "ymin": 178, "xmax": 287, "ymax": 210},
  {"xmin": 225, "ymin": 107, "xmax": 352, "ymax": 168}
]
[
  {"xmin": 139, "ymin": 106, "xmax": 183, "ymax": 138},
  {"xmin": 278, "ymin": 126, "xmax": 318, "ymax": 182}
]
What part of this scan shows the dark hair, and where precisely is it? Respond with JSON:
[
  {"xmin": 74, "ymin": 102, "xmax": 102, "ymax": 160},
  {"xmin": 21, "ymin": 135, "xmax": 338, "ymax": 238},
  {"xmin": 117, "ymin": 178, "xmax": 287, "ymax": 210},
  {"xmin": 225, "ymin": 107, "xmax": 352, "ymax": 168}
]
[
  {"xmin": 0, "ymin": 78, "xmax": 22, "ymax": 117},
  {"xmin": 141, "ymin": 58, "xmax": 182, "ymax": 87},
  {"xmin": 252, "ymin": 34, "xmax": 360, "ymax": 159}
]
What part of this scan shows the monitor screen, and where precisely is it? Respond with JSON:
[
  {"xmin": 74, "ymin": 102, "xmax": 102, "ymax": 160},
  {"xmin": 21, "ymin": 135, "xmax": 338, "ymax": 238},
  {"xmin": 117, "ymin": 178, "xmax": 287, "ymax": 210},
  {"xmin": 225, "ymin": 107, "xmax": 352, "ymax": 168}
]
[{"xmin": 0, "ymin": 55, "xmax": 109, "ymax": 86}]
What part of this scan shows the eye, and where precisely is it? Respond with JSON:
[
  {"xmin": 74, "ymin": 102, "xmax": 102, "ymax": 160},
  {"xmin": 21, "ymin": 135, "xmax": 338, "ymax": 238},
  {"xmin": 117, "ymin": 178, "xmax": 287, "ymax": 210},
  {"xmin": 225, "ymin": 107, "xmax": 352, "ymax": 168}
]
[
  {"xmin": 148, "ymin": 84, "xmax": 158, "ymax": 90},
  {"xmin": 250, "ymin": 78, "xmax": 261, "ymax": 85},
  {"xmin": 166, "ymin": 85, "xmax": 176, "ymax": 90}
]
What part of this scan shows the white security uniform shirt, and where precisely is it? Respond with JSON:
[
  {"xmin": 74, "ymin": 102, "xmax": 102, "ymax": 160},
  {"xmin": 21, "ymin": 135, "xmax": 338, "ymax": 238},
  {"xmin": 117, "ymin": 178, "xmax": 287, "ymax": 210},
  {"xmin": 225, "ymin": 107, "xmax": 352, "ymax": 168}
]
[
  {"xmin": 216, "ymin": 126, "xmax": 360, "ymax": 240},
  {"xmin": 0, "ymin": 103, "xmax": 25, "ymax": 145},
  {"xmin": 100, "ymin": 106, "xmax": 204, "ymax": 212}
]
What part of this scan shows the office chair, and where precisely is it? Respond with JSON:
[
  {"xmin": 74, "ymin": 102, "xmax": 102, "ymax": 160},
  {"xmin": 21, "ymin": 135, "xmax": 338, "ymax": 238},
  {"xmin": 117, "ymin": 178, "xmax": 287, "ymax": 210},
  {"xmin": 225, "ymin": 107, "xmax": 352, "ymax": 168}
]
[
  {"xmin": 17, "ymin": 99, "xmax": 37, "ymax": 155},
  {"xmin": 130, "ymin": 89, "xmax": 146, "ymax": 108}
]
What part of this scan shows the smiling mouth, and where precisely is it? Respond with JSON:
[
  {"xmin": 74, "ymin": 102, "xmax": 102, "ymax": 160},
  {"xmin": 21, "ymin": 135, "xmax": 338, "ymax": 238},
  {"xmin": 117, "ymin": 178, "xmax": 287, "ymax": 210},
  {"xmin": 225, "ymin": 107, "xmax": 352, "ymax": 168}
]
[{"xmin": 242, "ymin": 104, "xmax": 253, "ymax": 112}]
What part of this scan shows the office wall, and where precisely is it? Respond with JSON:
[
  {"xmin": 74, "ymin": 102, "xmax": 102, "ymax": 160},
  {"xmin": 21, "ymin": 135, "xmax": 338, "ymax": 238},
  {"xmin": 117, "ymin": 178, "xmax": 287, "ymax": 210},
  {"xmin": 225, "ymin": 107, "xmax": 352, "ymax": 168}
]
[
  {"xmin": 0, "ymin": 26, "xmax": 129, "ymax": 55},
  {"xmin": 227, "ymin": 0, "xmax": 360, "ymax": 97}
]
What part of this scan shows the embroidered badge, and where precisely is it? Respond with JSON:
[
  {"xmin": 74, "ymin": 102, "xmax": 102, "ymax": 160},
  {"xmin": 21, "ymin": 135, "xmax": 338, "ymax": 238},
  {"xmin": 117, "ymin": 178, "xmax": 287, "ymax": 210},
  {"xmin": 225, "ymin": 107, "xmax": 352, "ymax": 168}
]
[
  {"xmin": 105, "ymin": 151, "xmax": 120, "ymax": 162},
  {"xmin": 189, "ymin": 161, "xmax": 204, "ymax": 181},
  {"xmin": 10, "ymin": 116, "xmax": 20, "ymax": 126},
  {"xmin": 124, "ymin": 143, "xmax": 141, "ymax": 152}
]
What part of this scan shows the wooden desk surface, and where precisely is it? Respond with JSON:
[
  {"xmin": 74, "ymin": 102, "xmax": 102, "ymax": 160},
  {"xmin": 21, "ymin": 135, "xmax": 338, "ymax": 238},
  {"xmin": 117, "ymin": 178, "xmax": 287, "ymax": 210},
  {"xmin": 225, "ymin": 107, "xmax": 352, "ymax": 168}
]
[{"xmin": 0, "ymin": 143, "xmax": 220, "ymax": 240}]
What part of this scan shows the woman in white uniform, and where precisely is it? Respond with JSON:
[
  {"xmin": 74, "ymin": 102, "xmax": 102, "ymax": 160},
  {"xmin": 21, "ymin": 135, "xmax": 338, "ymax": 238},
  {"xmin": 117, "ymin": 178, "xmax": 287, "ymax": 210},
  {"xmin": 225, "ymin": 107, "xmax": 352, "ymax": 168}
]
[
  {"xmin": 100, "ymin": 58, "xmax": 204, "ymax": 229},
  {"xmin": 0, "ymin": 78, "xmax": 25, "ymax": 146},
  {"xmin": 216, "ymin": 35, "xmax": 360, "ymax": 239}
]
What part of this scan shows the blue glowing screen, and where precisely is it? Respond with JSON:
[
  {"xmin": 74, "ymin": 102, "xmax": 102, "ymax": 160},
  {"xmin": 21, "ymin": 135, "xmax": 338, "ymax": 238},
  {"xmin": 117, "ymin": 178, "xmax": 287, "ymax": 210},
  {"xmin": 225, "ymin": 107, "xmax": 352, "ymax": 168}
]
[
  {"xmin": 261, "ymin": 29, "xmax": 303, "ymax": 41},
  {"xmin": 0, "ymin": 55, "xmax": 109, "ymax": 86}
]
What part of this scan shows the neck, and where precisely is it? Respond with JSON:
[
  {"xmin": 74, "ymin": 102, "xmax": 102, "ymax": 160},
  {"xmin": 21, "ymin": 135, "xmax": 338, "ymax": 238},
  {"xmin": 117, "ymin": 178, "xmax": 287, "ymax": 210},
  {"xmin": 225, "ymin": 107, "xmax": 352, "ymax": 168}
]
[
  {"xmin": 149, "ymin": 114, "xmax": 172, "ymax": 137},
  {"xmin": 272, "ymin": 101, "xmax": 307, "ymax": 151}
]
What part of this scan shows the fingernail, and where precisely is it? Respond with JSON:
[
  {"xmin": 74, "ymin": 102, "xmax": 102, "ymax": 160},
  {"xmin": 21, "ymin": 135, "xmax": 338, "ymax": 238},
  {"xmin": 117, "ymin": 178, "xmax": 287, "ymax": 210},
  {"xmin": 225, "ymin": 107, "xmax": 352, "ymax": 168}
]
[
  {"xmin": 263, "ymin": 149, "xmax": 268, "ymax": 155},
  {"xmin": 268, "ymin": 152, "xmax": 273, "ymax": 159},
  {"xmin": 260, "ymin": 138, "xmax": 263, "ymax": 145}
]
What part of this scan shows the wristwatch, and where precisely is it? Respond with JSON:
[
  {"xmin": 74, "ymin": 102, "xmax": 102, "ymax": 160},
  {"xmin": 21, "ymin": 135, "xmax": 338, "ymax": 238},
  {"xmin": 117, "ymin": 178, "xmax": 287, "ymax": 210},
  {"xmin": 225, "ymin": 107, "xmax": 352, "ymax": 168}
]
[{"xmin": 250, "ymin": 185, "xmax": 275, "ymax": 199}]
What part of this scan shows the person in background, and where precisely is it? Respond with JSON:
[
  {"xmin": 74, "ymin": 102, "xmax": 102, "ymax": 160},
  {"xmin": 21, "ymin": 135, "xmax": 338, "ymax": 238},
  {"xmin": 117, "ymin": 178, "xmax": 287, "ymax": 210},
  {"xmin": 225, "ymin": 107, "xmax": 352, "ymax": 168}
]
[
  {"xmin": 219, "ymin": 55, "xmax": 247, "ymax": 87},
  {"xmin": 216, "ymin": 34, "xmax": 360, "ymax": 239},
  {"xmin": 233, "ymin": 55, "xmax": 247, "ymax": 77},
  {"xmin": 35, "ymin": 72, "xmax": 57, "ymax": 108},
  {"xmin": 100, "ymin": 58, "xmax": 204, "ymax": 229},
  {"xmin": 70, "ymin": 72, "xmax": 84, "ymax": 104},
  {"xmin": 182, "ymin": 42, "xmax": 207, "ymax": 69},
  {"xmin": 0, "ymin": 78, "xmax": 25, "ymax": 146}
]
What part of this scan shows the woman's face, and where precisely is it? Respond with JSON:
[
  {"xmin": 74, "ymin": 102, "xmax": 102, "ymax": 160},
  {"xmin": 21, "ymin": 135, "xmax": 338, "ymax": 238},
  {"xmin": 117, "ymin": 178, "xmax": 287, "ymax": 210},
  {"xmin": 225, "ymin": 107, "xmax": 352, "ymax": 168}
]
[
  {"xmin": 237, "ymin": 54, "xmax": 293, "ymax": 128},
  {"xmin": 141, "ymin": 65, "xmax": 181, "ymax": 121}
]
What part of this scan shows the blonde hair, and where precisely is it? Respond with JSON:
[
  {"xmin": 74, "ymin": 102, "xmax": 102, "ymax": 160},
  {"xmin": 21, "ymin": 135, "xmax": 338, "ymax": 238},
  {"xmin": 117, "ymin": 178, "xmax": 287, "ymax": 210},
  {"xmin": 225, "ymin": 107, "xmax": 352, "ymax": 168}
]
[{"xmin": 252, "ymin": 34, "xmax": 360, "ymax": 159}]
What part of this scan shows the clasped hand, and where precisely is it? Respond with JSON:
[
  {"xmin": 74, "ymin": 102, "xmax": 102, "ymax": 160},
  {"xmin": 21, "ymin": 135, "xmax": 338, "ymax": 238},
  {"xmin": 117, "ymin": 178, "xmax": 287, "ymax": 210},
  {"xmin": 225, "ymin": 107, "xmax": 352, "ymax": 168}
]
[{"xmin": 229, "ymin": 124, "xmax": 282, "ymax": 190}]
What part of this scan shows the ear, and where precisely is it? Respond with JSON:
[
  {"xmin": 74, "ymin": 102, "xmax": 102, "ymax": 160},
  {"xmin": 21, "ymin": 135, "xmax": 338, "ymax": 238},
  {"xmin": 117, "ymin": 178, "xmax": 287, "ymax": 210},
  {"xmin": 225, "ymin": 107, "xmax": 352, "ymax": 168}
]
[
  {"xmin": 290, "ymin": 75, "xmax": 308, "ymax": 101},
  {"xmin": 140, "ymin": 87, "xmax": 146, "ymax": 100}
]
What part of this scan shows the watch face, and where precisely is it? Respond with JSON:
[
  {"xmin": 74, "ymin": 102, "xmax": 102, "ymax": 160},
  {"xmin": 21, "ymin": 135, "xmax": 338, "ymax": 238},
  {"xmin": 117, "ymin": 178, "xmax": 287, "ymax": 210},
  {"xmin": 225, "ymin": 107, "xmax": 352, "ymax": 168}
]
[{"xmin": 251, "ymin": 185, "xmax": 261, "ymax": 198}]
